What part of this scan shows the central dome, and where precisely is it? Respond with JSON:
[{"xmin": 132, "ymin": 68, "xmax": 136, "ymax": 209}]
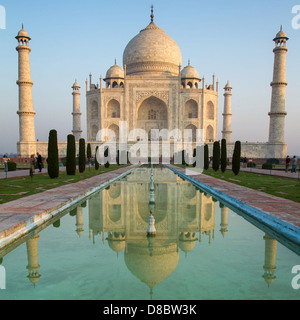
[{"xmin": 123, "ymin": 21, "xmax": 182, "ymax": 76}]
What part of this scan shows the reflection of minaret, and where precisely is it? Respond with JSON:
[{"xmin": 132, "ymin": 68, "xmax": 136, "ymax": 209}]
[
  {"xmin": 26, "ymin": 234, "xmax": 41, "ymax": 286},
  {"xmin": 76, "ymin": 207, "xmax": 84, "ymax": 237},
  {"xmin": 220, "ymin": 206, "xmax": 228, "ymax": 237},
  {"xmin": 262, "ymin": 234, "xmax": 277, "ymax": 287}
]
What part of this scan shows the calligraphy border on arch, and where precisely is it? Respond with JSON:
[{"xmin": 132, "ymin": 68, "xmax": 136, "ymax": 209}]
[{"xmin": 136, "ymin": 91, "xmax": 169, "ymax": 104}]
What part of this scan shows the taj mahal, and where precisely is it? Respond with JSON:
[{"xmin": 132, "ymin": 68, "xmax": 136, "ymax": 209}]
[{"xmin": 15, "ymin": 7, "xmax": 289, "ymax": 160}]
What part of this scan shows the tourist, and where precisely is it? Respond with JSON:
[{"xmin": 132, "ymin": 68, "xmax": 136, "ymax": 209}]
[
  {"xmin": 36, "ymin": 153, "xmax": 43, "ymax": 172},
  {"xmin": 30, "ymin": 154, "xmax": 36, "ymax": 173},
  {"xmin": 291, "ymin": 156, "xmax": 297, "ymax": 173},
  {"xmin": 285, "ymin": 156, "xmax": 290, "ymax": 172}
]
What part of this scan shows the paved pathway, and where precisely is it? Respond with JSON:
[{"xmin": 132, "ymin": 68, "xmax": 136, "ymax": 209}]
[
  {"xmin": 0, "ymin": 165, "xmax": 136, "ymax": 244},
  {"xmin": 0, "ymin": 167, "xmax": 66, "ymax": 180},
  {"xmin": 169, "ymin": 165, "xmax": 300, "ymax": 229},
  {"xmin": 240, "ymin": 167, "xmax": 300, "ymax": 179}
]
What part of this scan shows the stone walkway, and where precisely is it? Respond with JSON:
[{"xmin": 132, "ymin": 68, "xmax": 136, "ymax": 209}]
[
  {"xmin": 0, "ymin": 167, "xmax": 66, "ymax": 180},
  {"xmin": 169, "ymin": 165, "xmax": 300, "ymax": 229},
  {"xmin": 240, "ymin": 167, "xmax": 299, "ymax": 179},
  {"xmin": 0, "ymin": 165, "xmax": 136, "ymax": 246}
]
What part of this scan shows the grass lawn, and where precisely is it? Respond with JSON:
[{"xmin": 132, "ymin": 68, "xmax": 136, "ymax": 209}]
[
  {"xmin": 0, "ymin": 165, "xmax": 129, "ymax": 204},
  {"xmin": 174, "ymin": 165, "xmax": 300, "ymax": 203}
]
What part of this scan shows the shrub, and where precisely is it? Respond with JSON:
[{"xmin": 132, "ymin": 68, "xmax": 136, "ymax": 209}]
[
  {"xmin": 213, "ymin": 141, "xmax": 220, "ymax": 172},
  {"xmin": 247, "ymin": 162, "xmax": 256, "ymax": 168},
  {"xmin": 78, "ymin": 138, "xmax": 86, "ymax": 173},
  {"xmin": 267, "ymin": 158, "xmax": 279, "ymax": 165},
  {"xmin": 7, "ymin": 161, "xmax": 17, "ymax": 172},
  {"xmin": 66, "ymin": 134, "xmax": 76, "ymax": 175},
  {"xmin": 262, "ymin": 162, "xmax": 273, "ymax": 170},
  {"xmin": 47, "ymin": 129, "xmax": 59, "ymax": 179},
  {"xmin": 232, "ymin": 141, "xmax": 241, "ymax": 176},
  {"xmin": 204, "ymin": 144, "xmax": 209, "ymax": 170},
  {"xmin": 221, "ymin": 139, "xmax": 227, "ymax": 173}
]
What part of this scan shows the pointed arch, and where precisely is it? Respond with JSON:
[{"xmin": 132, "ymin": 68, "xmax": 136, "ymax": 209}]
[
  {"xmin": 206, "ymin": 125, "xmax": 214, "ymax": 142},
  {"xmin": 184, "ymin": 99, "xmax": 198, "ymax": 119},
  {"xmin": 107, "ymin": 99, "xmax": 120, "ymax": 118},
  {"xmin": 91, "ymin": 101, "xmax": 98, "ymax": 119},
  {"xmin": 207, "ymin": 101, "xmax": 214, "ymax": 120}
]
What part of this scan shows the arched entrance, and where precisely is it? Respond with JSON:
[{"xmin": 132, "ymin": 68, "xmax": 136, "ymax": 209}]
[{"xmin": 137, "ymin": 96, "xmax": 168, "ymax": 139}]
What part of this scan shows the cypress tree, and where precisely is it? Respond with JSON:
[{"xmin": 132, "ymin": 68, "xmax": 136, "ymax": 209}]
[
  {"xmin": 221, "ymin": 139, "xmax": 227, "ymax": 173},
  {"xmin": 192, "ymin": 148, "xmax": 196, "ymax": 167},
  {"xmin": 66, "ymin": 134, "xmax": 76, "ymax": 175},
  {"xmin": 47, "ymin": 129, "xmax": 59, "ymax": 179},
  {"xmin": 204, "ymin": 144, "xmax": 209, "ymax": 170},
  {"xmin": 95, "ymin": 146, "xmax": 99, "ymax": 170},
  {"xmin": 104, "ymin": 146, "xmax": 110, "ymax": 169},
  {"xmin": 79, "ymin": 138, "xmax": 86, "ymax": 173},
  {"xmin": 181, "ymin": 150, "xmax": 186, "ymax": 166},
  {"xmin": 116, "ymin": 150, "xmax": 120, "ymax": 166},
  {"xmin": 213, "ymin": 141, "xmax": 220, "ymax": 171},
  {"xmin": 232, "ymin": 141, "xmax": 241, "ymax": 176},
  {"xmin": 87, "ymin": 143, "xmax": 92, "ymax": 169}
]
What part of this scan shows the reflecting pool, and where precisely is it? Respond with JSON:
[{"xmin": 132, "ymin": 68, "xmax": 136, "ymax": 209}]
[{"xmin": 0, "ymin": 167, "xmax": 299, "ymax": 300}]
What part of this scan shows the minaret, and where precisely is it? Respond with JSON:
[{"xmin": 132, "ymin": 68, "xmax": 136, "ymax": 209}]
[
  {"xmin": 16, "ymin": 25, "xmax": 36, "ymax": 157},
  {"xmin": 72, "ymin": 80, "xmax": 82, "ymax": 141},
  {"xmin": 268, "ymin": 27, "xmax": 288, "ymax": 144},
  {"xmin": 222, "ymin": 81, "xmax": 232, "ymax": 142}
]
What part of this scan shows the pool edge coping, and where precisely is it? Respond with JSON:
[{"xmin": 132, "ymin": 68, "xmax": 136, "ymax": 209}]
[
  {"xmin": 164, "ymin": 164, "xmax": 300, "ymax": 254},
  {"xmin": 0, "ymin": 165, "xmax": 137, "ymax": 251}
]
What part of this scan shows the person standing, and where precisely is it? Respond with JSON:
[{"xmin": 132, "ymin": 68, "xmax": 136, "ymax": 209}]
[
  {"xmin": 36, "ymin": 153, "xmax": 43, "ymax": 172},
  {"xmin": 30, "ymin": 154, "xmax": 36, "ymax": 174},
  {"xmin": 291, "ymin": 156, "xmax": 297, "ymax": 173},
  {"xmin": 285, "ymin": 156, "xmax": 291, "ymax": 173}
]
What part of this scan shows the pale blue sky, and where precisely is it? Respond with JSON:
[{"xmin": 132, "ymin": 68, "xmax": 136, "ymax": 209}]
[{"xmin": 0, "ymin": 0, "xmax": 299, "ymax": 155}]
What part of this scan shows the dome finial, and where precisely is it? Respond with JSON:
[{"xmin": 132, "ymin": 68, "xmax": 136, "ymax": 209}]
[
  {"xmin": 151, "ymin": 5, "xmax": 154, "ymax": 22},
  {"xmin": 115, "ymin": 58, "xmax": 117, "ymax": 65},
  {"xmin": 22, "ymin": 23, "xmax": 24, "ymax": 29},
  {"xmin": 188, "ymin": 59, "xmax": 190, "ymax": 66},
  {"xmin": 280, "ymin": 25, "xmax": 283, "ymax": 31}
]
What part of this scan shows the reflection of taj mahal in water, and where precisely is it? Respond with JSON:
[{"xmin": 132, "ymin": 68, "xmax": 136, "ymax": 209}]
[{"xmin": 0, "ymin": 168, "xmax": 279, "ymax": 292}]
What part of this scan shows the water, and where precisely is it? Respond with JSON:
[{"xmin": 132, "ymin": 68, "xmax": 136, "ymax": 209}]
[{"xmin": 0, "ymin": 167, "xmax": 299, "ymax": 300}]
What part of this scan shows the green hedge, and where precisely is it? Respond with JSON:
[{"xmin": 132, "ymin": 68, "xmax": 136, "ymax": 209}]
[
  {"xmin": 247, "ymin": 162, "xmax": 256, "ymax": 168},
  {"xmin": 262, "ymin": 162, "xmax": 273, "ymax": 170},
  {"xmin": 7, "ymin": 161, "xmax": 17, "ymax": 172}
]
